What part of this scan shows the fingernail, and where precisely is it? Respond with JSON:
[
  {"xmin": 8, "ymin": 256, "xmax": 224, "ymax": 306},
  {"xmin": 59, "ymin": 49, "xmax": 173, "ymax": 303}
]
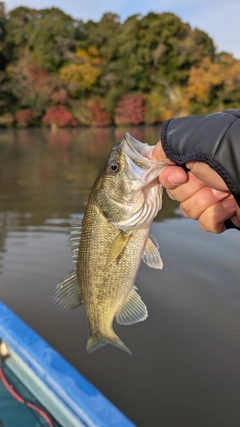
[
  {"xmin": 211, "ymin": 188, "xmax": 229, "ymax": 197},
  {"xmin": 168, "ymin": 170, "xmax": 186, "ymax": 185},
  {"xmin": 222, "ymin": 197, "xmax": 236, "ymax": 210}
]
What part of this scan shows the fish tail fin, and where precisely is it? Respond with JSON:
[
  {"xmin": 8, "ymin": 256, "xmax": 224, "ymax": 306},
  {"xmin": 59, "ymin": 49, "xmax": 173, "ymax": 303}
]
[
  {"xmin": 86, "ymin": 333, "xmax": 132, "ymax": 355},
  {"xmin": 108, "ymin": 333, "xmax": 132, "ymax": 355},
  {"xmin": 86, "ymin": 335, "xmax": 107, "ymax": 354}
]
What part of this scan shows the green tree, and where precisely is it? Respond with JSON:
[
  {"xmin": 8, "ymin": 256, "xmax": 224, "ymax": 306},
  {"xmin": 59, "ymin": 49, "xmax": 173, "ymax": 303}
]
[
  {"xmin": 5, "ymin": 7, "xmax": 78, "ymax": 71},
  {"xmin": 4, "ymin": 6, "xmax": 37, "ymax": 61},
  {"xmin": 27, "ymin": 8, "xmax": 78, "ymax": 71},
  {"xmin": 0, "ymin": 1, "xmax": 6, "ymax": 68},
  {"xmin": 2, "ymin": 4, "xmax": 240, "ymax": 126},
  {"xmin": 80, "ymin": 13, "xmax": 122, "ymax": 110},
  {"xmin": 0, "ymin": 2, "xmax": 11, "ymax": 116}
]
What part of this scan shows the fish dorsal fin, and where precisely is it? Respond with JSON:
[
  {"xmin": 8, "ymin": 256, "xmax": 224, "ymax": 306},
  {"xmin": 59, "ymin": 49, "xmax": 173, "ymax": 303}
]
[
  {"xmin": 142, "ymin": 235, "xmax": 163, "ymax": 269},
  {"xmin": 115, "ymin": 289, "xmax": 148, "ymax": 325},
  {"xmin": 53, "ymin": 269, "xmax": 82, "ymax": 312},
  {"xmin": 106, "ymin": 231, "xmax": 130, "ymax": 267},
  {"xmin": 67, "ymin": 218, "xmax": 82, "ymax": 263}
]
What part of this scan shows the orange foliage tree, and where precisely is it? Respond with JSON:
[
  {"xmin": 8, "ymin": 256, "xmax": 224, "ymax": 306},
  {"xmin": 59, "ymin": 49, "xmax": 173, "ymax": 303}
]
[
  {"xmin": 42, "ymin": 105, "xmax": 77, "ymax": 130},
  {"xmin": 88, "ymin": 100, "xmax": 111, "ymax": 127},
  {"xmin": 114, "ymin": 94, "xmax": 145, "ymax": 126},
  {"xmin": 15, "ymin": 108, "xmax": 34, "ymax": 127},
  {"xmin": 184, "ymin": 54, "xmax": 240, "ymax": 113},
  {"xmin": 218, "ymin": 53, "xmax": 240, "ymax": 107},
  {"xmin": 7, "ymin": 50, "xmax": 65, "ymax": 116},
  {"xmin": 184, "ymin": 57, "xmax": 223, "ymax": 107}
]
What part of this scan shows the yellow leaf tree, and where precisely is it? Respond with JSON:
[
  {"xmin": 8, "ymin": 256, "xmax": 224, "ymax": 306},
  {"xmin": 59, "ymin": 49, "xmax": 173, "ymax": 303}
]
[
  {"xmin": 60, "ymin": 47, "xmax": 102, "ymax": 96},
  {"xmin": 184, "ymin": 57, "xmax": 223, "ymax": 107},
  {"xmin": 183, "ymin": 54, "xmax": 240, "ymax": 113},
  {"xmin": 219, "ymin": 53, "xmax": 240, "ymax": 107}
]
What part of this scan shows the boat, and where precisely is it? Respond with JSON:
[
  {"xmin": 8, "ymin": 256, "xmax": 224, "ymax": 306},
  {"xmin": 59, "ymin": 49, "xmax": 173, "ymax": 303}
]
[{"xmin": 0, "ymin": 301, "xmax": 136, "ymax": 427}]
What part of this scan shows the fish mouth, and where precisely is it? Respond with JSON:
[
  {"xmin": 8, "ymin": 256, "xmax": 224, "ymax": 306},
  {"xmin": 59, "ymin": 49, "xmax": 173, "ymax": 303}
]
[
  {"xmin": 122, "ymin": 132, "xmax": 165, "ymax": 185},
  {"xmin": 124, "ymin": 132, "xmax": 153, "ymax": 164}
]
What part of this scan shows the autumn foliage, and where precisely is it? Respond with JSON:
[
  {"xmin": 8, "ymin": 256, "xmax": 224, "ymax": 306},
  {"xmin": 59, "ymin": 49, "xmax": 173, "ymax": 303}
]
[
  {"xmin": 114, "ymin": 95, "xmax": 145, "ymax": 126},
  {"xmin": 88, "ymin": 101, "xmax": 111, "ymax": 127},
  {"xmin": 42, "ymin": 106, "xmax": 78, "ymax": 129},
  {"xmin": 1, "ymin": 4, "xmax": 240, "ymax": 128},
  {"xmin": 59, "ymin": 47, "xmax": 102, "ymax": 96},
  {"xmin": 15, "ymin": 109, "xmax": 34, "ymax": 127}
]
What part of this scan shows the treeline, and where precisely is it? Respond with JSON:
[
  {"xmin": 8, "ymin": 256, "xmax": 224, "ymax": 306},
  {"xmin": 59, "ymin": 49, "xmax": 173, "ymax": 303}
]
[{"xmin": 0, "ymin": 3, "xmax": 240, "ymax": 128}]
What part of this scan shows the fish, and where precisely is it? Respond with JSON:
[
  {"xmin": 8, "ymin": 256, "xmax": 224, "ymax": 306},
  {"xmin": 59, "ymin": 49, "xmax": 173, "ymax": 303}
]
[{"xmin": 53, "ymin": 132, "xmax": 166, "ymax": 354}]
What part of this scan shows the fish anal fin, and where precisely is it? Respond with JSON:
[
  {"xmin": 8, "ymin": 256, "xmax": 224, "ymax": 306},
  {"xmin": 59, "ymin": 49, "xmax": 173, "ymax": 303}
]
[
  {"xmin": 106, "ymin": 231, "xmax": 130, "ymax": 267},
  {"xmin": 53, "ymin": 269, "xmax": 82, "ymax": 312},
  {"xmin": 115, "ymin": 289, "xmax": 148, "ymax": 325},
  {"xmin": 142, "ymin": 235, "xmax": 163, "ymax": 269}
]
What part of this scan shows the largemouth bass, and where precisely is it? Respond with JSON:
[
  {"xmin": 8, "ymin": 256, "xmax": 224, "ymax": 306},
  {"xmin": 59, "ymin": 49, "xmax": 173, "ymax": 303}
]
[{"xmin": 53, "ymin": 133, "xmax": 166, "ymax": 354}]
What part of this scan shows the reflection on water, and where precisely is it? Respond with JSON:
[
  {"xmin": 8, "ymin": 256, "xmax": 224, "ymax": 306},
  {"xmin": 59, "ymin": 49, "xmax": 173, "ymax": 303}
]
[{"xmin": 1, "ymin": 128, "xmax": 240, "ymax": 427}]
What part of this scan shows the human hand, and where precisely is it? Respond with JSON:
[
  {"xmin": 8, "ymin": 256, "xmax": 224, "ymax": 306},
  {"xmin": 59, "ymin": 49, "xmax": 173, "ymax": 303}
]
[{"xmin": 148, "ymin": 141, "xmax": 240, "ymax": 233}]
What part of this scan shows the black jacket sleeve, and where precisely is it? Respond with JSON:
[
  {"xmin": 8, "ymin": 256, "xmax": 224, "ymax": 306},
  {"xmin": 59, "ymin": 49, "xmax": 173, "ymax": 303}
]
[{"xmin": 161, "ymin": 110, "xmax": 240, "ymax": 207}]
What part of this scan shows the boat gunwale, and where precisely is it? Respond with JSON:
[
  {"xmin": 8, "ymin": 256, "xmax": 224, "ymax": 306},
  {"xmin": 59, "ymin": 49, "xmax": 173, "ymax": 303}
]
[{"xmin": 0, "ymin": 301, "xmax": 136, "ymax": 427}]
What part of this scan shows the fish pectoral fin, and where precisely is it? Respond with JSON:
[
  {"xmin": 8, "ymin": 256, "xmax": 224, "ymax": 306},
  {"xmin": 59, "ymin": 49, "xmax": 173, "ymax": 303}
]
[
  {"xmin": 53, "ymin": 269, "xmax": 82, "ymax": 312},
  {"xmin": 67, "ymin": 218, "xmax": 83, "ymax": 264},
  {"xmin": 142, "ymin": 235, "xmax": 163, "ymax": 269},
  {"xmin": 106, "ymin": 231, "xmax": 130, "ymax": 267},
  {"xmin": 115, "ymin": 289, "xmax": 148, "ymax": 325}
]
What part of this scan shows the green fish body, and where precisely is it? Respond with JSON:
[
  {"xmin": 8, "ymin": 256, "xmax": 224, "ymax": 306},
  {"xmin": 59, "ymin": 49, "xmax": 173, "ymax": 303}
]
[{"xmin": 53, "ymin": 133, "xmax": 166, "ymax": 354}]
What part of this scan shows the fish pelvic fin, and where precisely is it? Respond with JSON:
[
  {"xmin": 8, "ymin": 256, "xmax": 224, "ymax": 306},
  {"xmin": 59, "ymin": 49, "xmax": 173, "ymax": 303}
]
[{"xmin": 87, "ymin": 333, "xmax": 132, "ymax": 355}]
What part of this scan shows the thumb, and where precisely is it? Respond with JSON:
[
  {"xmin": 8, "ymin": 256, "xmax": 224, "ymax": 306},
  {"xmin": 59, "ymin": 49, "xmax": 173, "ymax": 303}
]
[
  {"xmin": 159, "ymin": 165, "xmax": 189, "ymax": 189},
  {"xmin": 147, "ymin": 141, "xmax": 175, "ymax": 164}
]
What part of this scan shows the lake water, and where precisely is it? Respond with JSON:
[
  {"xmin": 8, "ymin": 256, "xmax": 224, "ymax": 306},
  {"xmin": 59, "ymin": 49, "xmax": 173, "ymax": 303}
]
[{"xmin": 1, "ymin": 127, "xmax": 240, "ymax": 427}]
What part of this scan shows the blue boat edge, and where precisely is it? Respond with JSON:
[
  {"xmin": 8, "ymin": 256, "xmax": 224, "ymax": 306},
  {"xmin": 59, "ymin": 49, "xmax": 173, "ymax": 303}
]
[{"xmin": 0, "ymin": 301, "xmax": 136, "ymax": 427}]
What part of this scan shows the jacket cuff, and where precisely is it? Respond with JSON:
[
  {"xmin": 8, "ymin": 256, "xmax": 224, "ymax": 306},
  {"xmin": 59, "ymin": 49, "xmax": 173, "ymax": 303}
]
[{"xmin": 160, "ymin": 111, "xmax": 240, "ymax": 206}]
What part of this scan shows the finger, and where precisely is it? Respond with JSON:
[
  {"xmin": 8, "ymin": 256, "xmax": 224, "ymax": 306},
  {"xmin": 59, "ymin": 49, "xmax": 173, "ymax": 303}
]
[
  {"xmin": 186, "ymin": 161, "xmax": 229, "ymax": 191},
  {"xmin": 180, "ymin": 187, "xmax": 232, "ymax": 220},
  {"xmin": 165, "ymin": 171, "xmax": 208, "ymax": 202},
  {"xmin": 197, "ymin": 197, "xmax": 237, "ymax": 233}
]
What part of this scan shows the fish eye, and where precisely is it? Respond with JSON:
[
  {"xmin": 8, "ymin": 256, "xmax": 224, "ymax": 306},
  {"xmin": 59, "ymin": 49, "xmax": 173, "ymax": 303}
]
[{"xmin": 108, "ymin": 161, "xmax": 119, "ymax": 174}]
